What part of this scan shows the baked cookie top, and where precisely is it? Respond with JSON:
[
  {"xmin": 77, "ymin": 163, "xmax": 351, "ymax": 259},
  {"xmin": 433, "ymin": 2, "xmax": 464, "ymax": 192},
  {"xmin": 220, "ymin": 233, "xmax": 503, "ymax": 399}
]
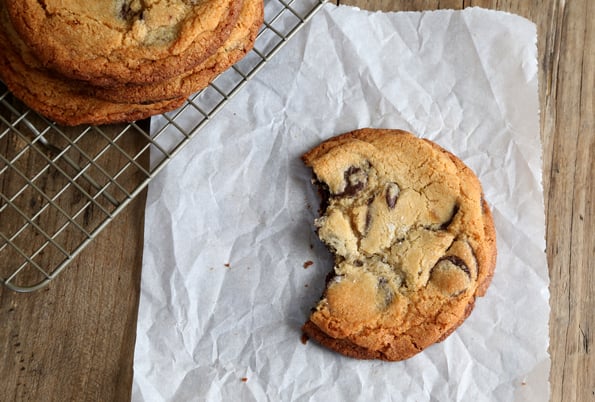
[
  {"xmin": 302, "ymin": 128, "xmax": 497, "ymax": 361},
  {"xmin": 5, "ymin": 0, "xmax": 242, "ymax": 86},
  {"xmin": 91, "ymin": 0, "xmax": 263, "ymax": 104},
  {"xmin": 0, "ymin": 5, "xmax": 184, "ymax": 126}
]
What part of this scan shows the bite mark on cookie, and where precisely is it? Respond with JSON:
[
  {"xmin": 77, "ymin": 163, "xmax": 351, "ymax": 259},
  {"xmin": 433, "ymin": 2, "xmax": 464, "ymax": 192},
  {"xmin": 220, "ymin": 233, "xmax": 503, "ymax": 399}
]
[{"xmin": 301, "ymin": 129, "xmax": 497, "ymax": 361}]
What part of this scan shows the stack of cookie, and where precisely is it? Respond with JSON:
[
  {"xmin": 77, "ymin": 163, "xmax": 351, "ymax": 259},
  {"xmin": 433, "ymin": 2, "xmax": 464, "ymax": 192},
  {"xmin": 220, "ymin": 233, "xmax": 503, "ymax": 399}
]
[{"xmin": 0, "ymin": 0, "xmax": 263, "ymax": 126}]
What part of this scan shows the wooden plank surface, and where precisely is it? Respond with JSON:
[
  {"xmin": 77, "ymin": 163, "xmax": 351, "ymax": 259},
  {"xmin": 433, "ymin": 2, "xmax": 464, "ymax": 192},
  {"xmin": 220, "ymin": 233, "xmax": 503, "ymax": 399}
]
[
  {"xmin": 0, "ymin": 122, "xmax": 148, "ymax": 401},
  {"xmin": 1, "ymin": 0, "xmax": 593, "ymax": 400}
]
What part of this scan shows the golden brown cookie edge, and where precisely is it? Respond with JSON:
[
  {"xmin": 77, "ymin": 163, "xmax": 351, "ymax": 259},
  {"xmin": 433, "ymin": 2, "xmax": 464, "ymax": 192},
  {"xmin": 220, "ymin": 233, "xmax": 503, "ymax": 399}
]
[{"xmin": 301, "ymin": 128, "xmax": 498, "ymax": 361}]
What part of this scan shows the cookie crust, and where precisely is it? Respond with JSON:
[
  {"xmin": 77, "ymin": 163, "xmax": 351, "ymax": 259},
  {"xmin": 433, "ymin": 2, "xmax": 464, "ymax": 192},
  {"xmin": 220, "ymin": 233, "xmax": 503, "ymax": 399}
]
[{"xmin": 302, "ymin": 128, "xmax": 497, "ymax": 361}]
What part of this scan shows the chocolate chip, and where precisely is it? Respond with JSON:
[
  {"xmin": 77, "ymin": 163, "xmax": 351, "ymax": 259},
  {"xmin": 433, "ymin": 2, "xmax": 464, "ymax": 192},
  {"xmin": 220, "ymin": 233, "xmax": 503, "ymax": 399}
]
[
  {"xmin": 364, "ymin": 196, "xmax": 374, "ymax": 233},
  {"xmin": 436, "ymin": 255, "xmax": 471, "ymax": 277},
  {"xmin": 385, "ymin": 182, "xmax": 400, "ymax": 209},
  {"xmin": 468, "ymin": 243, "xmax": 479, "ymax": 278},
  {"xmin": 119, "ymin": 2, "xmax": 142, "ymax": 22},
  {"xmin": 119, "ymin": 4, "xmax": 132, "ymax": 20},
  {"xmin": 312, "ymin": 178, "xmax": 331, "ymax": 213},
  {"xmin": 377, "ymin": 276, "xmax": 394, "ymax": 308},
  {"xmin": 340, "ymin": 166, "xmax": 368, "ymax": 196}
]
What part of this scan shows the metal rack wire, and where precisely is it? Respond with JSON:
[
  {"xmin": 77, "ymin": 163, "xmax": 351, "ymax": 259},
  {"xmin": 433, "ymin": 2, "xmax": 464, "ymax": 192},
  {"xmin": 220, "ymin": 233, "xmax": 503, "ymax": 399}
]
[{"xmin": 1, "ymin": 0, "xmax": 327, "ymax": 292}]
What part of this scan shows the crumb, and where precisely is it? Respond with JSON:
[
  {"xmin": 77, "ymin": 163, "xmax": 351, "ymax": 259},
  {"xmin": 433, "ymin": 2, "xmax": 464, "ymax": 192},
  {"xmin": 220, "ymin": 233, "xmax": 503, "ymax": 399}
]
[
  {"xmin": 304, "ymin": 284, "xmax": 309, "ymax": 288},
  {"xmin": 303, "ymin": 260, "xmax": 313, "ymax": 269},
  {"xmin": 224, "ymin": 263, "xmax": 231, "ymax": 268},
  {"xmin": 521, "ymin": 381, "xmax": 527, "ymax": 386},
  {"xmin": 241, "ymin": 377, "xmax": 248, "ymax": 382},
  {"xmin": 300, "ymin": 333, "xmax": 309, "ymax": 345}
]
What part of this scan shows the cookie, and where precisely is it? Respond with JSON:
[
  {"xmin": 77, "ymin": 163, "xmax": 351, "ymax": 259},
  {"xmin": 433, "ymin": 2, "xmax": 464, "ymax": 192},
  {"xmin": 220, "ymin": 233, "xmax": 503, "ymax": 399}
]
[
  {"xmin": 5, "ymin": 0, "xmax": 243, "ymax": 86},
  {"xmin": 301, "ymin": 129, "xmax": 497, "ymax": 361},
  {"xmin": 0, "ymin": 5, "xmax": 185, "ymax": 126},
  {"xmin": 91, "ymin": 0, "xmax": 263, "ymax": 104}
]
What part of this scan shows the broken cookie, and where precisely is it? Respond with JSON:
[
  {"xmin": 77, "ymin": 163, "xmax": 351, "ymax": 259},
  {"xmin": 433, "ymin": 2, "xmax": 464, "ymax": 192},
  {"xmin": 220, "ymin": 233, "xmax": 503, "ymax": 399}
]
[{"xmin": 302, "ymin": 128, "xmax": 497, "ymax": 361}]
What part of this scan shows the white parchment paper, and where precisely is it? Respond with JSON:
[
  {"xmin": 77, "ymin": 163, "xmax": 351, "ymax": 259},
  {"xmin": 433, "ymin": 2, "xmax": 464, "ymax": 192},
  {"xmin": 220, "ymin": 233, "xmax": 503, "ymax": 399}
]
[{"xmin": 134, "ymin": 5, "xmax": 549, "ymax": 401}]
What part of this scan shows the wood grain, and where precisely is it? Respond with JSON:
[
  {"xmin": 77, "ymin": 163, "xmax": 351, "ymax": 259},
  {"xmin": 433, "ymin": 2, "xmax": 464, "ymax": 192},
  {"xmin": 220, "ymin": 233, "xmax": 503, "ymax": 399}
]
[
  {"xmin": 0, "ymin": 0, "xmax": 593, "ymax": 401},
  {"xmin": 0, "ymin": 124, "xmax": 147, "ymax": 401}
]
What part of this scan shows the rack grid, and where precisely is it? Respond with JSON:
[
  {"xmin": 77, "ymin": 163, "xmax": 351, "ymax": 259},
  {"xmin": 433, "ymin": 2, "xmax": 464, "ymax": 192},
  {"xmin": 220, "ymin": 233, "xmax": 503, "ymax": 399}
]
[{"xmin": 1, "ymin": 0, "xmax": 327, "ymax": 292}]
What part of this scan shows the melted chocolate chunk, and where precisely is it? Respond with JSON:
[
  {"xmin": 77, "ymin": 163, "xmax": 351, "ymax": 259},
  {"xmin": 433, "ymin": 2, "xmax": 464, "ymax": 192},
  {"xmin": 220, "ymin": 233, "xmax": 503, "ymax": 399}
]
[
  {"xmin": 385, "ymin": 182, "xmax": 400, "ymax": 209},
  {"xmin": 312, "ymin": 179, "xmax": 331, "ymax": 214},
  {"xmin": 364, "ymin": 196, "xmax": 375, "ymax": 233},
  {"xmin": 436, "ymin": 255, "xmax": 471, "ymax": 277},
  {"xmin": 377, "ymin": 276, "xmax": 394, "ymax": 309},
  {"xmin": 119, "ymin": 2, "xmax": 143, "ymax": 22},
  {"xmin": 340, "ymin": 166, "xmax": 368, "ymax": 196}
]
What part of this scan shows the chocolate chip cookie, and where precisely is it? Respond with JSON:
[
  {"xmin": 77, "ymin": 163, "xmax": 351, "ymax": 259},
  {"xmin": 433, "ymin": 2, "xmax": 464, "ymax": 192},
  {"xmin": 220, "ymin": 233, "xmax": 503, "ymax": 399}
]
[
  {"xmin": 5, "ymin": 0, "xmax": 242, "ymax": 86},
  {"xmin": 91, "ymin": 0, "xmax": 263, "ymax": 104},
  {"xmin": 302, "ymin": 128, "xmax": 497, "ymax": 361},
  {"xmin": 0, "ymin": 4, "xmax": 185, "ymax": 126}
]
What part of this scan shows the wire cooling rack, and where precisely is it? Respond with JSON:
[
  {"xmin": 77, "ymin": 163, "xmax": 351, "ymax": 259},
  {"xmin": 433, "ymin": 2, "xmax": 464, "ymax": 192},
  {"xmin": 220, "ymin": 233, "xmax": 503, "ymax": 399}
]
[{"xmin": 1, "ymin": 0, "xmax": 327, "ymax": 292}]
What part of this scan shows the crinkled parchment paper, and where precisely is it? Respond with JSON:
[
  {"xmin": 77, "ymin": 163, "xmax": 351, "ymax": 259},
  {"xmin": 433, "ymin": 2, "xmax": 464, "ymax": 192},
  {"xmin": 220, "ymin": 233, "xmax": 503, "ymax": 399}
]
[{"xmin": 133, "ymin": 4, "xmax": 549, "ymax": 401}]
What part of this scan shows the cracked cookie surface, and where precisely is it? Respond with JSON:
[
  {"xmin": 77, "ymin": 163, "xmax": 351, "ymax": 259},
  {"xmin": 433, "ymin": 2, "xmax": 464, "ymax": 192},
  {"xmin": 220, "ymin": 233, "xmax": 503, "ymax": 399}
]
[
  {"xmin": 302, "ymin": 128, "xmax": 497, "ymax": 361},
  {"xmin": 5, "ymin": 0, "xmax": 242, "ymax": 86},
  {"xmin": 0, "ymin": 3, "xmax": 185, "ymax": 126},
  {"xmin": 90, "ymin": 0, "xmax": 263, "ymax": 104}
]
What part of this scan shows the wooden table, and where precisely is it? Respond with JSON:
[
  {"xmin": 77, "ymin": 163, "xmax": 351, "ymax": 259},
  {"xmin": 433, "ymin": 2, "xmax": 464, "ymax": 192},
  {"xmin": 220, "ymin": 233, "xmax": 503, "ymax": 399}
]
[{"xmin": 1, "ymin": 1, "xmax": 593, "ymax": 400}]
